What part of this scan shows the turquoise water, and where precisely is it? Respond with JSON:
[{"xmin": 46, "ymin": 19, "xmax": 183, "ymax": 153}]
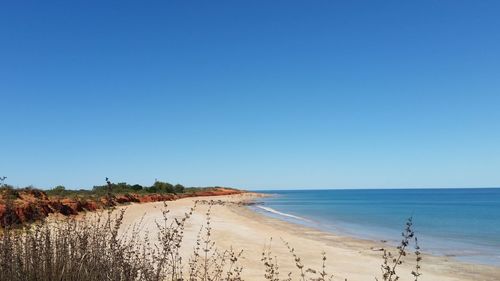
[{"xmin": 251, "ymin": 188, "xmax": 500, "ymax": 266}]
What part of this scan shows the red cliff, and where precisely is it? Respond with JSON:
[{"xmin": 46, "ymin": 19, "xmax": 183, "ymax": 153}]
[{"xmin": 0, "ymin": 188, "xmax": 242, "ymax": 227}]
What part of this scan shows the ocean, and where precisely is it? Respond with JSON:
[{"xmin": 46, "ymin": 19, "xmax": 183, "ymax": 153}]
[{"xmin": 249, "ymin": 188, "xmax": 500, "ymax": 266}]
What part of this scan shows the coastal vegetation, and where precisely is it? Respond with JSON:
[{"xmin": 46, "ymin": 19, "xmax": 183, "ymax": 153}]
[
  {"xmin": 1, "ymin": 178, "xmax": 231, "ymax": 199},
  {"xmin": 47, "ymin": 180, "xmax": 226, "ymax": 197}
]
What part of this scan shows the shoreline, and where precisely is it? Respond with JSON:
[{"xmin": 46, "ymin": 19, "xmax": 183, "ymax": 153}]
[
  {"xmin": 249, "ymin": 194, "xmax": 500, "ymax": 267},
  {"xmin": 116, "ymin": 192, "xmax": 500, "ymax": 281}
]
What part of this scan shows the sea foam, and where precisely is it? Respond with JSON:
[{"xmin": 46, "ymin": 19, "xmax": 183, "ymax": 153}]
[{"xmin": 256, "ymin": 206, "xmax": 311, "ymax": 222}]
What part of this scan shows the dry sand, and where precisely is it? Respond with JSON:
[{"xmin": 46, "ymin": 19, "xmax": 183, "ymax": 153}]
[{"xmin": 116, "ymin": 193, "xmax": 500, "ymax": 281}]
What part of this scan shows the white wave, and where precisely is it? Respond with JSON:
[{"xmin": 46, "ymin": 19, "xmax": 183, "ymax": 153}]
[{"xmin": 256, "ymin": 206, "xmax": 311, "ymax": 222}]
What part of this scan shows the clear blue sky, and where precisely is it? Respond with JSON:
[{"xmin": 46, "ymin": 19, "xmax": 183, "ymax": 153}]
[{"xmin": 1, "ymin": 1, "xmax": 499, "ymax": 190}]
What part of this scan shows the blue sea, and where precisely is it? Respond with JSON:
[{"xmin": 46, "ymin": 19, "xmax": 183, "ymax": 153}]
[{"xmin": 250, "ymin": 188, "xmax": 500, "ymax": 266}]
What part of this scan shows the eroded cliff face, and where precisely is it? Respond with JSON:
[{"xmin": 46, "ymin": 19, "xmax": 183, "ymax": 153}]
[{"xmin": 0, "ymin": 188, "xmax": 242, "ymax": 227}]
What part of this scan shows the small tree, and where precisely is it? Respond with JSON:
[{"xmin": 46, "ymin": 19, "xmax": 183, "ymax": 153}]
[
  {"xmin": 51, "ymin": 185, "xmax": 66, "ymax": 196},
  {"xmin": 131, "ymin": 184, "xmax": 143, "ymax": 191},
  {"xmin": 174, "ymin": 184, "xmax": 185, "ymax": 193},
  {"xmin": 152, "ymin": 181, "xmax": 175, "ymax": 193}
]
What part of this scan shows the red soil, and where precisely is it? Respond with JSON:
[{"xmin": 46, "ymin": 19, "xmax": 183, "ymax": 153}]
[{"xmin": 0, "ymin": 188, "xmax": 242, "ymax": 227}]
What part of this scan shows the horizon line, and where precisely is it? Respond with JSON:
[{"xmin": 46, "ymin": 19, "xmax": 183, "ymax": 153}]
[{"xmin": 247, "ymin": 186, "xmax": 500, "ymax": 191}]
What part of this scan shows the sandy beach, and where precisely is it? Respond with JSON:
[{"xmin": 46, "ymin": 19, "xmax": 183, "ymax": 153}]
[{"xmin": 115, "ymin": 193, "xmax": 500, "ymax": 281}]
